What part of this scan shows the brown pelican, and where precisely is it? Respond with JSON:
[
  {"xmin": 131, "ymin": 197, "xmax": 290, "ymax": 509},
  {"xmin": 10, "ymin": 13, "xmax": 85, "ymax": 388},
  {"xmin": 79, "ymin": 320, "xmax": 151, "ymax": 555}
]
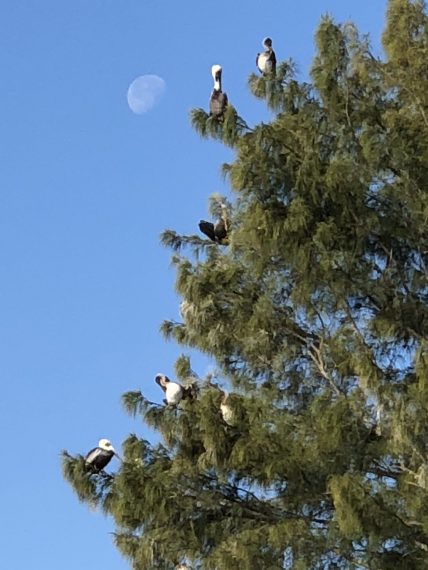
[
  {"xmin": 256, "ymin": 37, "xmax": 276, "ymax": 76},
  {"xmin": 85, "ymin": 439, "xmax": 121, "ymax": 471},
  {"xmin": 155, "ymin": 373, "xmax": 197, "ymax": 406},
  {"xmin": 209, "ymin": 64, "xmax": 228, "ymax": 116},
  {"xmin": 199, "ymin": 204, "xmax": 228, "ymax": 243}
]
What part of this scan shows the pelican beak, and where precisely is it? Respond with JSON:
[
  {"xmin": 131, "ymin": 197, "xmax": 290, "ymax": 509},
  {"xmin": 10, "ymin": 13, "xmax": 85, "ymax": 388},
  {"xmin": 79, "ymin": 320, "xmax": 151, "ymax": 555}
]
[{"xmin": 110, "ymin": 446, "xmax": 122, "ymax": 461}]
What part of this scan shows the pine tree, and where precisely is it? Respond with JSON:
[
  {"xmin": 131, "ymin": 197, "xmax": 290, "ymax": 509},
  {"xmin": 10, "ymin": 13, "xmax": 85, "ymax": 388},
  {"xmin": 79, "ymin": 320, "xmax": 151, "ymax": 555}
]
[{"xmin": 62, "ymin": 1, "xmax": 428, "ymax": 568}]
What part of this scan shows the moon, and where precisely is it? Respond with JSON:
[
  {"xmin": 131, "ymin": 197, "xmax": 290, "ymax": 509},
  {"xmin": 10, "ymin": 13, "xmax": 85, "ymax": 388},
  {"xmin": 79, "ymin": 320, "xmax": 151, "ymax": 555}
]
[{"xmin": 127, "ymin": 75, "xmax": 166, "ymax": 115}]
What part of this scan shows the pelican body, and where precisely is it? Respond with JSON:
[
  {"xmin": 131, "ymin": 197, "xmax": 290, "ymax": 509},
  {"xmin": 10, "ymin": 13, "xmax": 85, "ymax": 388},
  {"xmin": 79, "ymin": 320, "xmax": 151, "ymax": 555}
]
[
  {"xmin": 199, "ymin": 204, "xmax": 228, "ymax": 243},
  {"xmin": 220, "ymin": 391, "xmax": 235, "ymax": 426},
  {"xmin": 209, "ymin": 64, "xmax": 228, "ymax": 117},
  {"xmin": 155, "ymin": 374, "xmax": 197, "ymax": 406},
  {"xmin": 85, "ymin": 438, "xmax": 120, "ymax": 471},
  {"xmin": 198, "ymin": 219, "xmax": 227, "ymax": 242},
  {"xmin": 256, "ymin": 37, "xmax": 276, "ymax": 76}
]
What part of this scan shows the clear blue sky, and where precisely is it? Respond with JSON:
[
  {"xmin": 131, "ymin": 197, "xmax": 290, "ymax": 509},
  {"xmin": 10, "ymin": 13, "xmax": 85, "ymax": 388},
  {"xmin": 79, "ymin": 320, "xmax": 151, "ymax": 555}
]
[{"xmin": 0, "ymin": 1, "xmax": 387, "ymax": 568}]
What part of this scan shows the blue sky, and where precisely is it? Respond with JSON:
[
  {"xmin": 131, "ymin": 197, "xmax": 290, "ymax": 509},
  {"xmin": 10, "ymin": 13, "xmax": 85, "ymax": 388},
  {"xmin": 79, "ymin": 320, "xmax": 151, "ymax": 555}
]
[{"xmin": 0, "ymin": 1, "xmax": 387, "ymax": 568}]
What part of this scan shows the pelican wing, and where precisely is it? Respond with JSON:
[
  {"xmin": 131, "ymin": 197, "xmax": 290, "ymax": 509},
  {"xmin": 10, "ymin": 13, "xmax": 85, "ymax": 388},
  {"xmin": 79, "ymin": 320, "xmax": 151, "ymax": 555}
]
[
  {"xmin": 199, "ymin": 220, "xmax": 216, "ymax": 241},
  {"xmin": 85, "ymin": 447, "xmax": 114, "ymax": 471},
  {"xmin": 85, "ymin": 447, "xmax": 101, "ymax": 464},
  {"xmin": 267, "ymin": 50, "xmax": 277, "ymax": 75}
]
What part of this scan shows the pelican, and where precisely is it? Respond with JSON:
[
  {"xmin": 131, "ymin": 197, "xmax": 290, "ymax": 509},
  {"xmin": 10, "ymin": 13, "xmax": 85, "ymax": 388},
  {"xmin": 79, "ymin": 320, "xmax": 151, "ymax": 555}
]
[
  {"xmin": 256, "ymin": 37, "xmax": 276, "ymax": 76},
  {"xmin": 85, "ymin": 439, "xmax": 121, "ymax": 472},
  {"xmin": 209, "ymin": 64, "xmax": 228, "ymax": 117},
  {"xmin": 199, "ymin": 203, "xmax": 228, "ymax": 243},
  {"xmin": 220, "ymin": 391, "xmax": 235, "ymax": 426},
  {"xmin": 155, "ymin": 373, "xmax": 197, "ymax": 406}
]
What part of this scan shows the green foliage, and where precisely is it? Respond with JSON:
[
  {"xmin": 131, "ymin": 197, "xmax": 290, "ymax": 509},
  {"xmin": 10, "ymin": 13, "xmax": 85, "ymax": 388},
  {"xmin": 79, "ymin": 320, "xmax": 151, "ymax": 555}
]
[
  {"xmin": 190, "ymin": 106, "xmax": 248, "ymax": 148},
  {"xmin": 61, "ymin": 451, "xmax": 114, "ymax": 509},
  {"xmin": 62, "ymin": 2, "xmax": 428, "ymax": 568},
  {"xmin": 248, "ymin": 61, "xmax": 299, "ymax": 112}
]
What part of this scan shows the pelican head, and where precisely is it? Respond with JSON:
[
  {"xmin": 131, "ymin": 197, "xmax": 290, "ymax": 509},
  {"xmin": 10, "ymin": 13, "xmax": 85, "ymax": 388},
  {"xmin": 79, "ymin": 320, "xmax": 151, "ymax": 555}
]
[
  {"xmin": 263, "ymin": 37, "xmax": 273, "ymax": 49},
  {"xmin": 155, "ymin": 373, "xmax": 169, "ymax": 387},
  {"xmin": 211, "ymin": 64, "xmax": 222, "ymax": 80},
  {"xmin": 211, "ymin": 64, "xmax": 223, "ymax": 90},
  {"xmin": 98, "ymin": 438, "xmax": 122, "ymax": 460},
  {"xmin": 98, "ymin": 438, "xmax": 113, "ymax": 451}
]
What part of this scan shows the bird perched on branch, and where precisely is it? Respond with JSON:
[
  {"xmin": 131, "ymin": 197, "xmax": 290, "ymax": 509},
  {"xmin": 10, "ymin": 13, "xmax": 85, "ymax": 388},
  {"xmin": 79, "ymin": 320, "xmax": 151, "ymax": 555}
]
[
  {"xmin": 155, "ymin": 373, "xmax": 198, "ymax": 406},
  {"xmin": 208, "ymin": 382, "xmax": 237, "ymax": 427},
  {"xmin": 199, "ymin": 203, "xmax": 229, "ymax": 243},
  {"xmin": 220, "ymin": 391, "xmax": 235, "ymax": 426},
  {"xmin": 209, "ymin": 64, "xmax": 228, "ymax": 117},
  {"xmin": 85, "ymin": 438, "xmax": 121, "ymax": 472},
  {"xmin": 256, "ymin": 37, "xmax": 276, "ymax": 76}
]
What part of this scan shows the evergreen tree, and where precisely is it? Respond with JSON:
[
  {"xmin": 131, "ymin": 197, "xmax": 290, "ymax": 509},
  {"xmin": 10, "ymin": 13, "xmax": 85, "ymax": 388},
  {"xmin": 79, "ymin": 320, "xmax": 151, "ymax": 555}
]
[{"xmin": 62, "ymin": 1, "xmax": 428, "ymax": 567}]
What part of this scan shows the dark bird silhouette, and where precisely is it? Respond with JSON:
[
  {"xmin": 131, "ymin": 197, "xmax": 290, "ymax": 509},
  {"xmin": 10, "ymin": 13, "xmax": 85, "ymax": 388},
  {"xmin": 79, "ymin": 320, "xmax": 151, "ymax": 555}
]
[
  {"xmin": 256, "ymin": 37, "xmax": 276, "ymax": 76},
  {"xmin": 85, "ymin": 439, "xmax": 121, "ymax": 472},
  {"xmin": 209, "ymin": 64, "xmax": 228, "ymax": 116},
  {"xmin": 199, "ymin": 204, "xmax": 229, "ymax": 243},
  {"xmin": 155, "ymin": 373, "xmax": 198, "ymax": 406}
]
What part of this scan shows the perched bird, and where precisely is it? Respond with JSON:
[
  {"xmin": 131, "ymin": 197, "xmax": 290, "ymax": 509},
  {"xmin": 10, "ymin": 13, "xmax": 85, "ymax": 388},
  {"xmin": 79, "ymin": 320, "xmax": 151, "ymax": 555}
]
[
  {"xmin": 155, "ymin": 373, "xmax": 197, "ymax": 406},
  {"xmin": 256, "ymin": 37, "xmax": 276, "ymax": 76},
  {"xmin": 199, "ymin": 204, "xmax": 228, "ymax": 243},
  {"xmin": 209, "ymin": 64, "xmax": 228, "ymax": 117},
  {"xmin": 220, "ymin": 391, "xmax": 235, "ymax": 426},
  {"xmin": 85, "ymin": 439, "xmax": 121, "ymax": 472}
]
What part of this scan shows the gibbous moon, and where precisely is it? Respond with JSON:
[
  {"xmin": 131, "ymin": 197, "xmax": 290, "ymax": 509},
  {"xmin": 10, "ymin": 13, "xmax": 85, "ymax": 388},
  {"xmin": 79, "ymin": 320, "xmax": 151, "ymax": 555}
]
[{"xmin": 127, "ymin": 75, "xmax": 166, "ymax": 115}]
